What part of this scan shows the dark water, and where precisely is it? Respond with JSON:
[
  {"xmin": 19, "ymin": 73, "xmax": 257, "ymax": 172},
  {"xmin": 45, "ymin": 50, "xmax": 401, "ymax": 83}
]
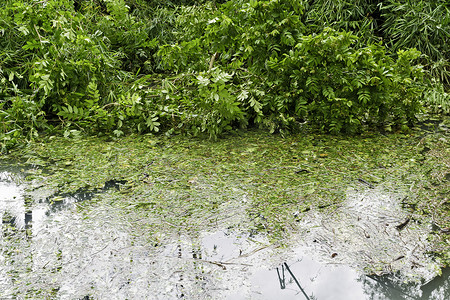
[{"xmin": 1, "ymin": 165, "xmax": 448, "ymax": 299}]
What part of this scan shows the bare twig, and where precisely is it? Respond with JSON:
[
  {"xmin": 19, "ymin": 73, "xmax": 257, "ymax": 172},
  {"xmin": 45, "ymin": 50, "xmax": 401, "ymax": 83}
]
[{"xmin": 208, "ymin": 52, "xmax": 219, "ymax": 71}]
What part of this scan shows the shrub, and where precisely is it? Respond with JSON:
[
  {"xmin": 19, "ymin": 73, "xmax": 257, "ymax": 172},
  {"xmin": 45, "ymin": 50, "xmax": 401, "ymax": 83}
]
[
  {"xmin": 159, "ymin": 1, "xmax": 426, "ymax": 134},
  {"xmin": 0, "ymin": 0, "xmax": 437, "ymax": 150}
]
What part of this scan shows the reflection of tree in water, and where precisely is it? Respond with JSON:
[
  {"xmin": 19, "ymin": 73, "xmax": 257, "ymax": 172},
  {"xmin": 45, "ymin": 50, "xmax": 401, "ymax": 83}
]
[
  {"xmin": 360, "ymin": 274, "xmax": 419, "ymax": 299},
  {"xmin": 277, "ymin": 262, "xmax": 316, "ymax": 300},
  {"xmin": 420, "ymin": 268, "xmax": 450, "ymax": 300},
  {"xmin": 275, "ymin": 260, "xmax": 449, "ymax": 300},
  {"xmin": 174, "ymin": 239, "xmax": 210, "ymax": 299},
  {"xmin": 359, "ymin": 269, "xmax": 450, "ymax": 300}
]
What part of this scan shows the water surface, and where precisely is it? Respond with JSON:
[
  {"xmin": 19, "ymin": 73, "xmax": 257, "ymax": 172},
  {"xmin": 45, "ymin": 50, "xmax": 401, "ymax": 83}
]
[{"xmin": 1, "ymin": 165, "xmax": 448, "ymax": 299}]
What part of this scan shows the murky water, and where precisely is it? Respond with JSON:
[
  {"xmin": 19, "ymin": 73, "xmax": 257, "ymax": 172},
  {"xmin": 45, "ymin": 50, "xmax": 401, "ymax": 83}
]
[
  {"xmin": 296, "ymin": 185, "xmax": 443, "ymax": 281},
  {"xmin": 1, "ymin": 165, "xmax": 449, "ymax": 299}
]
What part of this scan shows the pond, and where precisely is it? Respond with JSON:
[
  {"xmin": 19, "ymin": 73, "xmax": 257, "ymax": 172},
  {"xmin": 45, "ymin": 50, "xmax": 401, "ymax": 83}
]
[{"xmin": 1, "ymin": 153, "xmax": 448, "ymax": 299}]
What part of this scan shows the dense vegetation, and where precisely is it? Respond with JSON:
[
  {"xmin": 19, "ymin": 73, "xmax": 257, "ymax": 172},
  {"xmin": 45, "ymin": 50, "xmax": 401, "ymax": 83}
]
[{"xmin": 1, "ymin": 0, "xmax": 449, "ymax": 150}]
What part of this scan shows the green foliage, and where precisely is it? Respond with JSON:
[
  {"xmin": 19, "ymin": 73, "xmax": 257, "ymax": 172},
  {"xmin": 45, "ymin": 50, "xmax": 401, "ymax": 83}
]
[
  {"xmin": 304, "ymin": 0, "xmax": 381, "ymax": 43},
  {"xmin": 272, "ymin": 29, "xmax": 424, "ymax": 132},
  {"xmin": 0, "ymin": 0, "xmax": 179, "ymax": 150},
  {"xmin": 177, "ymin": 69, "xmax": 245, "ymax": 138},
  {"xmin": 159, "ymin": 0, "xmax": 426, "ymax": 134},
  {"xmin": 0, "ymin": 95, "xmax": 45, "ymax": 152},
  {"xmin": 423, "ymin": 81, "xmax": 450, "ymax": 115},
  {"xmin": 0, "ymin": 0, "xmax": 446, "ymax": 151},
  {"xmin": 210, "ymin": 0, "xmax": 306, "ymax": 72},
  {"xmin": 381, "ymin": 0, "xmax": 450, "ymax": 86},
  {"xmin": 159, "ymin": 0, "xmax": 307, "ymax": 72},
  {"xmin": 303, "ymin": 0, "xmax": 450, "ymax": 88}
]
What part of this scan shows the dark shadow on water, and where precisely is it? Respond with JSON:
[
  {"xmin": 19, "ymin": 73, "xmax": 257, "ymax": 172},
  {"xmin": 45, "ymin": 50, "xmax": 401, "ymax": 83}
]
[
  {"xmin": 272, "ymin": 259, "xmax": 449, "ymax": 300},
  {"xmin": 45, "ymin": 179, "xmax": 127, "ymax": 213},
  {"xmin": 420, "ymin": 268, "xmax": 450, "ymax": 299},
  {"xmin": 360, "ymin": 269, "xmax": 450, "ymax": 300},
  {"xmin": 1, "ymin": 163, "xmax": 126, "ymax": 232}
]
